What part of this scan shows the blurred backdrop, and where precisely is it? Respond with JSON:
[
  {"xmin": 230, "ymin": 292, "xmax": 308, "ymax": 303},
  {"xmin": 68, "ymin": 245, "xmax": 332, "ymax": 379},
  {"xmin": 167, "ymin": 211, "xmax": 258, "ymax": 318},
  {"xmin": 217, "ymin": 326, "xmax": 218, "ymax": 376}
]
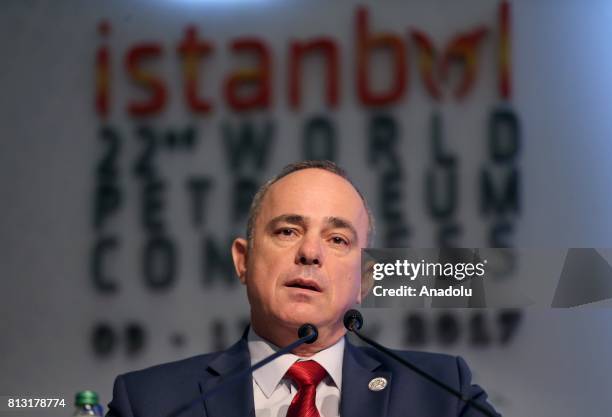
[{"xmin": 1, "ymin": 1, "xmax": 612, "ymax": 416}]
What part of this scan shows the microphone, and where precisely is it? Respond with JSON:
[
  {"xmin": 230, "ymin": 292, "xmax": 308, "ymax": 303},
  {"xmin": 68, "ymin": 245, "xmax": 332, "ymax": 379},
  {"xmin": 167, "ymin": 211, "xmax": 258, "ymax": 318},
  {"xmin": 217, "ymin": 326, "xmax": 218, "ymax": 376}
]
[
  {"xmin": 343, "ymin": 310, "xmax": 497, "ymax": 417},
  {"xmin": 343, "ymin": 308, "xmax": 363, "ymax": 331},
  {"xmin": 298, "ymin": 323, "xmax": 319, "ymax": 342},
  {"xmin": 168, "ymin": 323, "xmax": 318, "ymax": 417}
]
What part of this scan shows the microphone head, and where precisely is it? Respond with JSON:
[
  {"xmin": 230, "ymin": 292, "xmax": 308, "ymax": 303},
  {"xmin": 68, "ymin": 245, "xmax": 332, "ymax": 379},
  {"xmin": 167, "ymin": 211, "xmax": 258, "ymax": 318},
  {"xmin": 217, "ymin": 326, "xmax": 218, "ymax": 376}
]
[
  {"xmin": 298, "ymin": 323, "xmax": 319, "ymax": 344},
  {"xmin": 343, "ymin": 309, "xmax": 363, "ymax": 331}
]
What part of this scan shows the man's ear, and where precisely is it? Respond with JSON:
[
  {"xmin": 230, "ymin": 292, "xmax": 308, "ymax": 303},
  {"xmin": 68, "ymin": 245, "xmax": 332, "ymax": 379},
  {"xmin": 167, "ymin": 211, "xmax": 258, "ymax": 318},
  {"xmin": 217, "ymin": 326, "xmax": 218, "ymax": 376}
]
[
  {"xmin": 231, "ymin": 238, "xmax": 249, "ymax": 285},
  {"xmin": 358, "ymin": 260, "xmax": 375, "ymax": 303}
]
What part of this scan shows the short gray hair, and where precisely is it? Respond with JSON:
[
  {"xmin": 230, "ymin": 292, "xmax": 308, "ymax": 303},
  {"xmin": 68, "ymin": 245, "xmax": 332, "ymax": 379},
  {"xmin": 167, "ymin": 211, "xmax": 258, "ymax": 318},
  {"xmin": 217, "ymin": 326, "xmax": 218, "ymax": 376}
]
[{"xmin": 246, "ymin": 160, "xmax": 374, "ymax": 248}]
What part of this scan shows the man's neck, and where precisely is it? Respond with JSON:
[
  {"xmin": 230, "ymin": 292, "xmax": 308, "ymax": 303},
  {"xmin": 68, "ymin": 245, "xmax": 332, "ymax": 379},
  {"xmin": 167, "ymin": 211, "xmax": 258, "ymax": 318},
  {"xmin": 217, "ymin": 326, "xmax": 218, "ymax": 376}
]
[{"xmin": 250, "ymin": 316, "xmax": 346, "ymax": 357}]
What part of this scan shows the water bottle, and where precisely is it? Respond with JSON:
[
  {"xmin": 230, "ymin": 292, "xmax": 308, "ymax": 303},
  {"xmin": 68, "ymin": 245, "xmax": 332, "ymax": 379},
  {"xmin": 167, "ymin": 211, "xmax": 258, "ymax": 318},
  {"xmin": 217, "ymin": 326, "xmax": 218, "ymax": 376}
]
[{"xmin": 73, "ymin": 390, "xmax": 103, "ymax": 416}]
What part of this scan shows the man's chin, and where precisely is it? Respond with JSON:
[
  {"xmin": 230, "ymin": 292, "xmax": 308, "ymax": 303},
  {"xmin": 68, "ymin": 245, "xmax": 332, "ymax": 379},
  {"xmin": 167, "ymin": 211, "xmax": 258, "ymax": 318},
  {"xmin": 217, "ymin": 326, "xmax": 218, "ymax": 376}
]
[{"xmin": 278, "ymin": 304, "xmax": 329, "ymax": 327}]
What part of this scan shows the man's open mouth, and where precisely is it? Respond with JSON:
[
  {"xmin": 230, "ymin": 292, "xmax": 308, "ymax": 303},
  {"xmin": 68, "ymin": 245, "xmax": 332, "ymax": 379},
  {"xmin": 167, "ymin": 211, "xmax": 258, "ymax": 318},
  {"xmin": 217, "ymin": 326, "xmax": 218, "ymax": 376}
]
[{"xmin": 285, "ymin": 278, "xmax": 322, "ymax": 292}]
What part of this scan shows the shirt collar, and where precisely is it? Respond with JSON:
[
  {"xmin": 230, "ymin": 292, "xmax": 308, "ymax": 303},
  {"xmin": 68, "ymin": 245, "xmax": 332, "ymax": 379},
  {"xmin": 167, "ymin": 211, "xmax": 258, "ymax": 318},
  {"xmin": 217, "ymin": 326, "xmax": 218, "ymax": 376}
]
[{"xmin": 247, "ymin": 327, "xmax": 345, "ymax": 399}]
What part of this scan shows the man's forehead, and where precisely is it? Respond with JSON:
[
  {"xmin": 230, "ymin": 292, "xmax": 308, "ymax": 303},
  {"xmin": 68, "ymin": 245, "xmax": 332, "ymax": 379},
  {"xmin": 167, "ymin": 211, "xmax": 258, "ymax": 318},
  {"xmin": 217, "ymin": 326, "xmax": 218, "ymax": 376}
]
[
  {"xmin": 266, "ymin": 169, "xmax": 362, "ymax": 204},
  {"xmin": 259, "ymin": 169, "xmax": 368, "ymax": 225}
]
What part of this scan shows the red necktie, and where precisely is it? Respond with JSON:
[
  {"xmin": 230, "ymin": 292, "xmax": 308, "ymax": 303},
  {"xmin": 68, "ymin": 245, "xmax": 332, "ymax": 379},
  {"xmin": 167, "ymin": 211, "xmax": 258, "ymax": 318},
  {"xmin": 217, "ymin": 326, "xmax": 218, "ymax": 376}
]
[{"xmin": 285, "ymin": 360, "xmax": 327, "ymax": 417}]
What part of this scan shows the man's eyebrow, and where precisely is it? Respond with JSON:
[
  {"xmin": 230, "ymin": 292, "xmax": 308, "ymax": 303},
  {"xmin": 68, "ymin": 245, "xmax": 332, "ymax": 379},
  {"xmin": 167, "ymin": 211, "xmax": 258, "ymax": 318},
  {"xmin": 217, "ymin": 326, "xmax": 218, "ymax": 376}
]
[
  {"xmin": 324, "ymin": 216, "xmax": 358, "ymax": 242},
  {"xmin": 265, "ymin": 214, "xmax": 358, "ymax": 241},
  {"xmin": 266, "ymin": 214, "xmax": 308, "ymax": 231}
]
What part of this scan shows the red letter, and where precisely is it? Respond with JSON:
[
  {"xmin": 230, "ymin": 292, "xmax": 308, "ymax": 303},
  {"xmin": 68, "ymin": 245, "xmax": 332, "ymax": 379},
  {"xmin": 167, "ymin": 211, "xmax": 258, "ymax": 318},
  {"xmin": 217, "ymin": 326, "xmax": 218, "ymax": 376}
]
[
  {"xmin": 95, "ymin": 21, "xmax": 111, "ymax": 117},
  {"xmin": 224, "ymin": 38, "xmax": 271, "ymax": 111},
  {"xmin": 356, "ymin": 7, "xmax": 407, "ymax": 106},
  {"xmin": 288, "ymin": 38, "xmax": 339, "ymax": 110},
  {"xmin": 412, "ymin": 26, "xmax": 487, "ymax": 102},
  {"xmin": 411, "ymin": 30, "xmax": 442, "ymax": 101},
  {"xmin": 125, "ymin": 43, "xmax": 167, "ymax": 116},
  {"xmin": 498, "ymin": 1, "xmax": 512, "ymax": 100},
  {"xmin": 178, "ymin": 26, "xmax": 214, "ymax": 114},
  {"xmin": 440, "ymin": 27, "xmax": 487, "ymax": 100}
]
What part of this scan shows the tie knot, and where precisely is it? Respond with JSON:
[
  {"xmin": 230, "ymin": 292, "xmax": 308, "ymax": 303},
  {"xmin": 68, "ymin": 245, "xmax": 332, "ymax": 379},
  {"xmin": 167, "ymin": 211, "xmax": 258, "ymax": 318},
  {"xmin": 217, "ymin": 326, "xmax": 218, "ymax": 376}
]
[{"xmin": 286, "ymin": 360, "xmax": 327, "ymax": 388}]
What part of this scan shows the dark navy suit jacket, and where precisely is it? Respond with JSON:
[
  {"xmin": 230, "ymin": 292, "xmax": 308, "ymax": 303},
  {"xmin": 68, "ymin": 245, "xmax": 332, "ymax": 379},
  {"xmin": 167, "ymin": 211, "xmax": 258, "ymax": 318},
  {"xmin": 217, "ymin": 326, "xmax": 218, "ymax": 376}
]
[{"xmin": 106, "ymin": 335, "xmax": 500, "ymax": 417}]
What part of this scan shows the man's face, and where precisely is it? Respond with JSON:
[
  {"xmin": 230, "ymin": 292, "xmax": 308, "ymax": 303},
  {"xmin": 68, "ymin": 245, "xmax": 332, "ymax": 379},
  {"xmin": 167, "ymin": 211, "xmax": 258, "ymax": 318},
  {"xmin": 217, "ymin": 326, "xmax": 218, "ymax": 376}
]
[{"xmin": 234, "ymin": 169, "xmax": 369, "ymax": 333}]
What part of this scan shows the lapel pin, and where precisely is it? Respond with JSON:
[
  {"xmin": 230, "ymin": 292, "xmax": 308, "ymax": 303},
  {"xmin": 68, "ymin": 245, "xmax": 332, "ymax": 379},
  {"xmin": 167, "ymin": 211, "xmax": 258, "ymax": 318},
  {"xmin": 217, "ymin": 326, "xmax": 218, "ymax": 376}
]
[{"xmin": 368, "ymin": 377, "xmax": 388, "ymax": 391}]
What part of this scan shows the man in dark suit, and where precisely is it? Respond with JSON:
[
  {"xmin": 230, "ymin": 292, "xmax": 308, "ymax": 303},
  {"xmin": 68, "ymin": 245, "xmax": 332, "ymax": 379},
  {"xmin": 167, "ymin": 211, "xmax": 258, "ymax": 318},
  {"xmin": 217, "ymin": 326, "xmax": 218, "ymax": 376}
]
[{"xmin": 107, "ymin": 161, "xmax": 500, "ymax": 417}]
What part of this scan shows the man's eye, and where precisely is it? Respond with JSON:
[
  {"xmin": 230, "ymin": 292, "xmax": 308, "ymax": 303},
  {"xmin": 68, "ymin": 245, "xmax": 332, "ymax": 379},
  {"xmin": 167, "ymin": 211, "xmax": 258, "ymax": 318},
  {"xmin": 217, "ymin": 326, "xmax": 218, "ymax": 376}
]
[
  {"xmin": 275, "ymin": 228, "xmax": 297, "ymax": 237},
  {"xmin": 330, "ymin": 236, "xmax": 349, "ymax": 246}
]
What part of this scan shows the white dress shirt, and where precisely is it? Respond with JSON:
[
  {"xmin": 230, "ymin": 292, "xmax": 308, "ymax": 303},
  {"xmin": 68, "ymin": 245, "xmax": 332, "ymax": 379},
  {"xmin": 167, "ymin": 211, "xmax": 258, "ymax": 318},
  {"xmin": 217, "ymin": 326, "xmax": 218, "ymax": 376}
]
[{"xmin": 248, "ymin": 328, "xmax": 345, "ymax": 417}]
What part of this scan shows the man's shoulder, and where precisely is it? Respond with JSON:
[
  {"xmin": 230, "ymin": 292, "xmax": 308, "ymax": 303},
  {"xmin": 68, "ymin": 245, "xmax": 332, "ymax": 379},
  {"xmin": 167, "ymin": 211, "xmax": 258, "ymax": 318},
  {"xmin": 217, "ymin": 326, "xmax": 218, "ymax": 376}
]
[
  {"xmin": 106, "ymin": 347, "xmax": 243, "ymax": 416},
  {"xmin": 356, "ymin": 343, "xmax": 456, "ymax": 365},
  {"xmin": 118, "ymin": 349, "xmax": 224, "ymax": 387},
  {"xmin": 352, "ymin": 343, "xmax": 464, "ymax": 380},
  {"xmin": 346, "ymin": 344, "xmax": 500, "ymax": 416}
]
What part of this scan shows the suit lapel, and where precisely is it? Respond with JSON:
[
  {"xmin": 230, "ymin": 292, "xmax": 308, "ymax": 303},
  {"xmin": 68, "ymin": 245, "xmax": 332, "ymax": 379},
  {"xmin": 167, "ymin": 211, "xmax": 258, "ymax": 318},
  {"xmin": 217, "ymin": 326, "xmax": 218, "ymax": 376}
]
[
  {"xmin": 199, "ymin": 337, "xmax": 255, "ymax": 417},
  {"xmin": 340, "ymin": 340, "xmax": 391, "ymax": 417}
]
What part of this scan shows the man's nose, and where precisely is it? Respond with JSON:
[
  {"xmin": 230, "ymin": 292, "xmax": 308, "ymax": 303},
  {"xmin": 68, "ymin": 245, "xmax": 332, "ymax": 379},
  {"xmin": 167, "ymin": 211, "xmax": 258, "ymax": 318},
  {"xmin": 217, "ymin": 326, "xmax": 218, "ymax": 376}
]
[{"xmin": 295, "ymin": 233, "xmax": 324, "ymax": 266}]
